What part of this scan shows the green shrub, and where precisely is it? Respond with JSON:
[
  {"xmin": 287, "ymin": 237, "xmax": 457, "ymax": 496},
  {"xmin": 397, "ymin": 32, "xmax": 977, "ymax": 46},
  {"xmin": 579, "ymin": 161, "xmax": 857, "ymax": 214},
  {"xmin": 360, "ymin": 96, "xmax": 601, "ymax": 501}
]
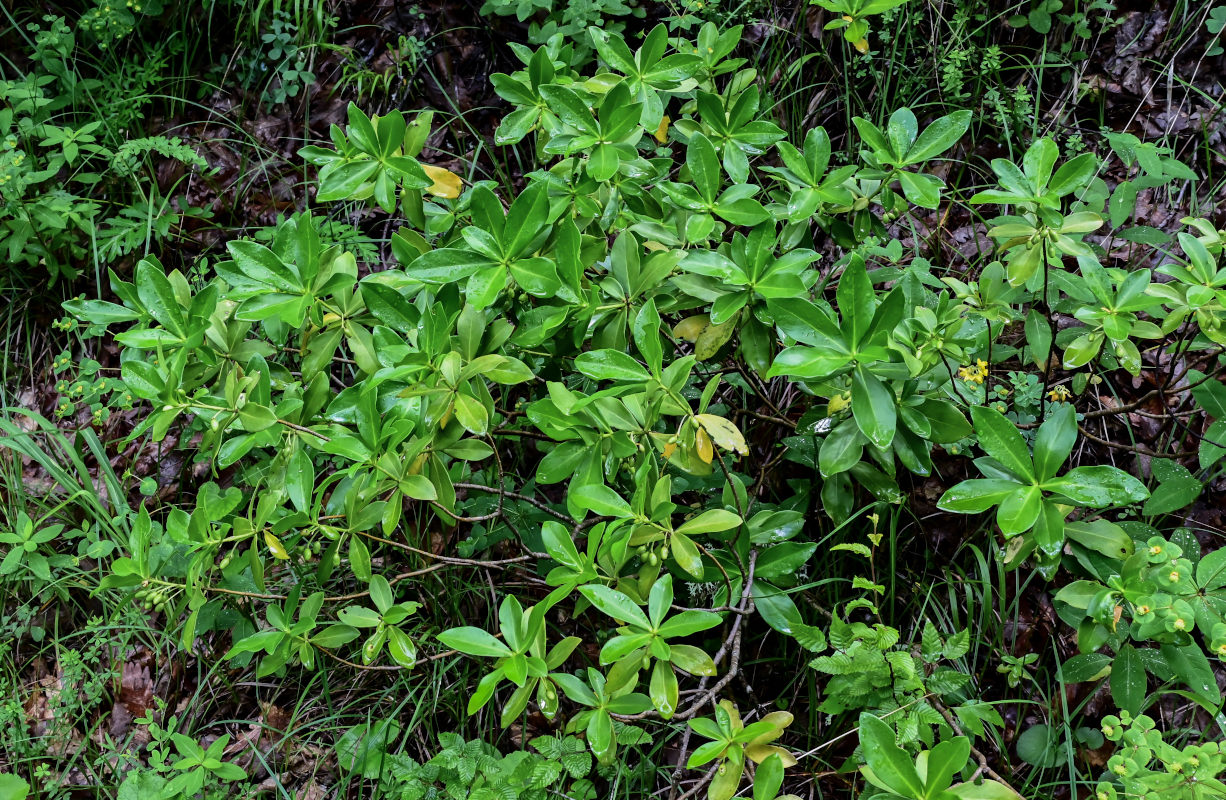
[{"xmin": 26, "ymin": 11, "xmax": 1226, "ymax": 800}]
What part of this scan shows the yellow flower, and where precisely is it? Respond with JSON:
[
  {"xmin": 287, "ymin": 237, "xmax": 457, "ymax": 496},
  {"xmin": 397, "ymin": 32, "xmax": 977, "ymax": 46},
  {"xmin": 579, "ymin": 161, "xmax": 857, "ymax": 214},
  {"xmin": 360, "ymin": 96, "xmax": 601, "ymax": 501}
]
[{"xmin": 958, "ymin": 359, "xmax": 989, "ymax": 385}]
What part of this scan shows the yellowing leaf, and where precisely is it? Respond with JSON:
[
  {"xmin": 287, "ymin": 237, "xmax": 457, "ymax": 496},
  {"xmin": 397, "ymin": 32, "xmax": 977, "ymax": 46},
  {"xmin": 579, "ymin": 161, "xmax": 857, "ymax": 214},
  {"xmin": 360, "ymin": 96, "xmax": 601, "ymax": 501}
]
[
  {"xmin": 407, "ymin": 452, "xmax": 428, "ymax": 476},
  {"xmin": 264, "ymin": 531, "xmax": 289, "ymax": 560},
  {"xmin": 753, "ymin": 711, "xmax": 794, "ymax": 740},
  {"xmin": 695, "ymin": 414, "xmax": 748, "ymax": 456},
  {"xmin": 653, "ymin": 115, "xmax": 670, "ymax": 144},
  {"xmin": 694, "ymin": 318, "xmax": 736, "ymax": 360},
  {"xmin": 673, "ymin": 315, "xmax": 709, "ymax": 342},
  {"xmin": 744, "ymin": 743, "xmax": 798, "ymax": 767},
  {"xmin": 853, "ymin": 37, "xmax": 869, "ymax": 54},
  {"xmin": 695, "ymin": 427, "xmax": 714, "ymax": 464},
  {"xmin": 423, "ymin": 164, "xmax": 462, "ymax": 199}
]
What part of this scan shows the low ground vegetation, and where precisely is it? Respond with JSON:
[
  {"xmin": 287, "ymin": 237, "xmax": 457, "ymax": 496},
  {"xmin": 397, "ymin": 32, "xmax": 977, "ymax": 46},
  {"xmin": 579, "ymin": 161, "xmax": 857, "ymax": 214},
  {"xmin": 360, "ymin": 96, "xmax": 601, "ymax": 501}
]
[{"xmin": 2, "ymin": 1, "xmax": 1226, "ymax": 799}]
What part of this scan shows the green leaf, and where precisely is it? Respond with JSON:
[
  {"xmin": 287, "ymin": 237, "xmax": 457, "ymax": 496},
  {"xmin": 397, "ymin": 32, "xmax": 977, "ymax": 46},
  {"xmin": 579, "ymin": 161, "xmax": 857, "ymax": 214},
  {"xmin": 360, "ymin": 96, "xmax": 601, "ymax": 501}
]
[
  {"xmin": 287, "ymin": 449, "xmax": 314, "ymax": 512},
  {"xmin": 852, "ymin": 117, "xmax": 895, "ymax": 162},
  {"xmin": 819, "ymin": 419, "xmax": 864, "ymax": 477},
  {"xmin": 1110, "ymin": 644, "xmax": 1146, "ymax": 714},
  {"xmin": 657, "ymin": 610, "xmax": 722, "ymax": 639},
  {"xmin": 1032, "ymin": 404, "xmax": 1076, "ymax": 482},
  {"xmin": 349, "ymin": 535, "xmax": 371, "ymax": 582},
  {"xmin": 753, "ymin": 582, "xmax": 802, "ymax": 634},
  {"xmin": 408, "ymin": 248, "xmax": 495, "ymax": 284},
  {"xmin": 670, "ymin": 533, "xmax": 704, "ymax": 578},
  {"xmin": 238, "ymin": 403, "xmax": 278, "ymax": 432},
  {"xmin": 997, "ymin": 485, "xmax": 1042, "ymax": 535},
  {"xmin": 851, "ymin": 365, "xmax": 896, "ymax": 448},
  {"xmin": 857, "ymin": 713, "xmax": 925, "ymax": 797},
  {"xmin": 399, "ymin": 474, "xmax": 437, "ymax": 501},
  {"xmin": 687, "ymin": 132, "xmax": 722, "ymax": 202},
  {"xmin": 1190, "ymin": 372, "xmax": 1226, "ymax": 418},
  {"xmin": 896, "ymin": 170, "xmax": 942, "ymax": 208},
  {"xmin": 337, "ymin": 606, "xmax": 383, "ymax": 627},
  {"xmin": 579, "ymin": 584, "xmax": 651, "ymax": 629},
  {"xmin": 937, "ymin": 479, "xmax": 1021, "ymax": 513},
  {"xmin": 121, "ymin": 361, "xmax": 166, "ymax": 400},
  {"xmin": 948, "ymin": 780, "xmax": 1023, "ymax": 799},
  {"xmin": 767, "ymin": 346, "xmax": 851, "ymax": 380},
  {"xmin": 924, "ymin": 737, "xmax": 970, "ymax": 796},
  {"xmin": 904, "ymin": 109, "xmax": 972, "ymax": 164},
  {"xmin": 1047, "ymin": 466, "xmax": 1148, "ymax": 507},
  {"xmin": 1064, "ymin": 520, "xmax": 1133, "ymax": 560},
  {"xmin": 575, "ymin": 350, "xmax": 650, "ymax": 383},
  {"xmin": 588, "ymin": 709, "xmax": 614, "ymax": 762},
  {"xmin": 63, "ymin": 298, "xmax": 140, "ymax": 325},
  {"xmin": 1160, "ymin": 642, "xmax": 1221, "ymax": 705},
  {"xmin": 360, "ymin": 283, "xmax": 418, "ymax": 332},
  {"xmin": 756, "ymin": 542, "xmax": 818, "ymax": 580},
  {"xmin": 226, "ymin": 240, "xmax": 301, "ymax": 293},
  {"xmin": 970, "ymin": 405, "xmax": 1035, "ymax": 483},
  {"xmin": 649, "ymin": 659, "xmax": 679, "ymax": 718},
  {"xmin": 369, "ymin": 575, "xmax": 395, "ymax": 614},
  {"xmin": 1060, "ymin": 653, "xmax": 1112, "ymax": 683},
  {"xmin": 1200, "ymin": 419, "xmax": 1226, "ymax": 469},
  {"xmin": 453, "ymin": 393, "xmax": 489, "ymax": 435},
  {"xmin": 1048, "ymin": 152, "xmax": 1098, "ymax": 197},
  {"xmin": 117, "ymin": 771, "xmax": 164, "ymax": 800},
  {"xmin": 633, "ymin": 299, "xmax": 664, "ymax": 376},
  {"xmin": 588, "ymin": 143, "xmax": 619, "ymax": 182},
  {"xmin": 1196, "ymin": 546, "xmax": 1226, "ymax": 591},
  {"xmin": 317, "ymin": 160, "xmax": 381, "ymax": 201},
  {"xmin": 836, "ymin": 255, "xmax": 875, "ymax": 347},
  {"xmin": 886, "ymin": 107, "xmax": 918, "ymax": 162},
  {"xmin": 676, "ymin": 509, "xmax": 742, "ymax": 535},
  {"xmin": 436, "ymin": 626, "xmax": 512, "ymax": 657},
  {"xmin": 538, "ymin": 85, "xmax": 597, "ymax": 134},
  {"xmin": 1015, "ymin": 724, "xmax": 1062, "ymax": 768},
  {"xmin": 135, "ymin": 260, "xmax": 188, "ymax": 336},
  {"xmin": 1024, "ymin": 309, "xmax": 1052, "ymax": 368},
  {"xmin": 570, "ymin": 484, "xmax": 633, "ymax": 518},
  {"xmin": 0, "ymin": 773, "xmax": 29, "ymax": 800},
  {"xmin": 541, "ymin": 520, "xmax": 583, "ymax": 569},
  {"xmin": 753, "ymin": 753, "xmax": 785, "ymax": 800},
  {"xmin": 1143, "ymin": 459, "xmax": 1203, "ymax": 515},
  {"xmin": 943, "ymin": 629, "xmax": 971, "ymax": 660}
]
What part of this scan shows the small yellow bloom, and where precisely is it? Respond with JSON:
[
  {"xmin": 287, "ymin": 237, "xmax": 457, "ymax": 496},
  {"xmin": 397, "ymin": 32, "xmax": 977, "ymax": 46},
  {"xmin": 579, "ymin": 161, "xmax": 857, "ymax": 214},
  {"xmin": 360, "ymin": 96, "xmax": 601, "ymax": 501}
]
[{"xmin": 958, "ymin": 359, "xmax": 989, "ymax": 385}]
